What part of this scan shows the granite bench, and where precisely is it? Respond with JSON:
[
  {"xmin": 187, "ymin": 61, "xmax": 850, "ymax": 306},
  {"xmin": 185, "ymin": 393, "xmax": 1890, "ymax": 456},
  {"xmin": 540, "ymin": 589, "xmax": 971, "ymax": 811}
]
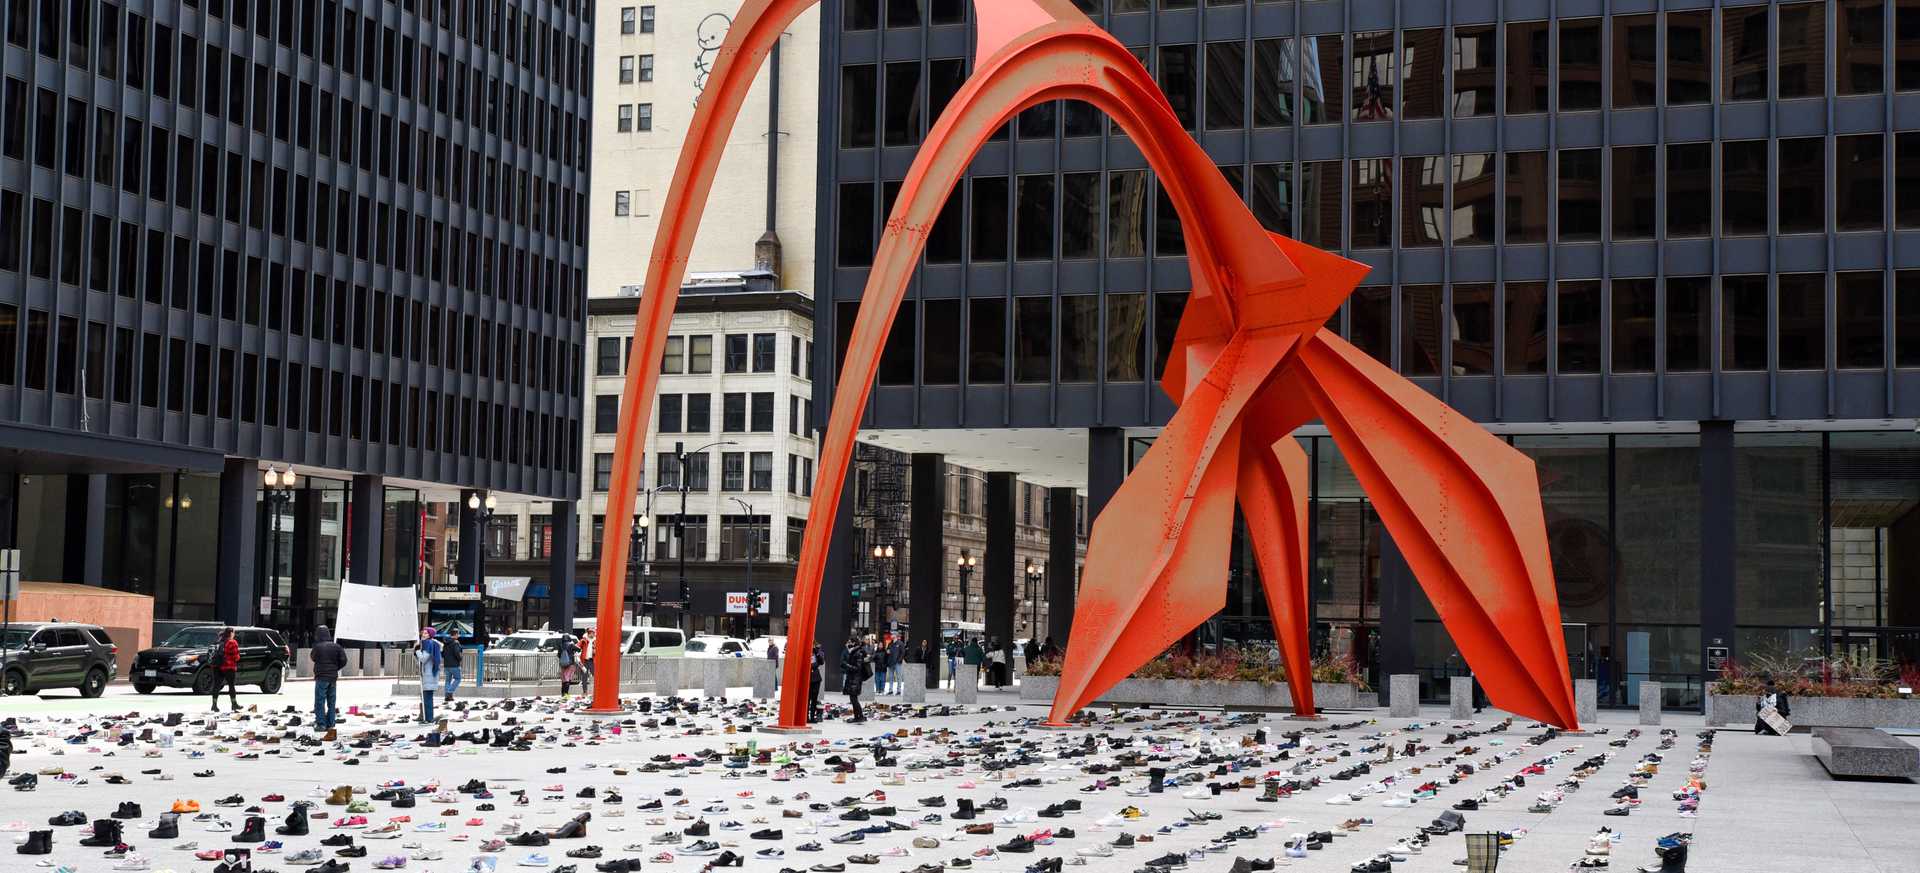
[{"xmin": 1811, "ymin": 727, "xmax": 1920, "ymax": 779}]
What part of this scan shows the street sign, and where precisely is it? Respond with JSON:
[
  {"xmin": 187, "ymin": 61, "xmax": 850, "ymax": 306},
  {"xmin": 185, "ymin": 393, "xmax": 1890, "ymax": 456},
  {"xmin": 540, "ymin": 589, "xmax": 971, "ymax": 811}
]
[{"xmin": 0, "ymin": 549, "xmax": 19, "ymax": 601}]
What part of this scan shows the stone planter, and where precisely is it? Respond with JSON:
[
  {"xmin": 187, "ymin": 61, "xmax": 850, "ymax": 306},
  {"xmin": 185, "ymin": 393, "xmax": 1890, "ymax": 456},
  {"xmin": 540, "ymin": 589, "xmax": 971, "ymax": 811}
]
[
  {"xmin": 1019, "ymin": 675, "xmax": 1361, "ymax": 711},
  {"xmin": 1705, "ymin": 693, "xmax": 1920, "ymax": 729}
]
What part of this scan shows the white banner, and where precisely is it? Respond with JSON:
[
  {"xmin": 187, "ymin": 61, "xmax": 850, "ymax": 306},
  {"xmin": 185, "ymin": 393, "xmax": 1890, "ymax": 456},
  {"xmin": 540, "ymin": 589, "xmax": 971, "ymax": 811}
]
[
  {"xmin": 484, "ymin": 576, "xmax": 532, "ymax": 602},
  {"xmin": 334, "ymin": 582, "xmax": 422, "ymax": 642}
]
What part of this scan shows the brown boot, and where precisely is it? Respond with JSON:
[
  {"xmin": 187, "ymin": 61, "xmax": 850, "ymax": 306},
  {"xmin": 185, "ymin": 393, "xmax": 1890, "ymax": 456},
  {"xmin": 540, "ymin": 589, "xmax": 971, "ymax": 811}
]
[
  {"xmin": 322, "ymin": 729, "xmax": 338, "ymax": 742},
  {"xmin": 326, "ymin": 785, "xmax": 352, "ymax": 806}
]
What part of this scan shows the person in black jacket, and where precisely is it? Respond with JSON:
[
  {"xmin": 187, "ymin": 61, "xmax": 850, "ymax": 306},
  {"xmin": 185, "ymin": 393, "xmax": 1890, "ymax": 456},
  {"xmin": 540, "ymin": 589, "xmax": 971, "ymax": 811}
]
[
  {"xmin": 310, "ymin": 626, "xmax": 348, "ymax": 737},
  {"xmin": 1755, "ymin": 676, "xmax": 1792, "ymax": 735},
  {"xmin": 808, "ymin": 643, "xmax": 825, "ymax": 722},
  {"xmin": 840, "ymin": 638, "xmax": 870, "ymax": 723},
  {"xmin": 440, "ymin": 633, "xmax": 464, "ymax": 702}
]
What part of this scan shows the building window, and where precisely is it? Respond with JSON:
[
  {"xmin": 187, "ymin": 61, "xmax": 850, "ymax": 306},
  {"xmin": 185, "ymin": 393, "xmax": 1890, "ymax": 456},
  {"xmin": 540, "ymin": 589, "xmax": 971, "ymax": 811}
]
[
  {"xmin": 1350, "ymin": 159, "xmax": 1391, "ymax": 249},
  {"xmin": 661, "ymin": 335, "xmax": 684, "ymax": 374},
  {"xmin": 1669, "ymin": 10, "xmax": 1712, "ymax": 104},
  {"xmin": 840, "ymin": 65, "xmax": 877, "ymax": 149},
  {"xmin": 688, "ymin": 335, "xmax": 713, "ymax": 373},
  {"xmin": 1777, "ymin": 273, "xmax": 1826, "ymax": 370},
  {"xmin": 657, "ymin": 453, "xmax": 681, "ymax": 490},
  {"xmin": 617, "ymin": 105, "xmax": 633, "ymax": 132},
  {"xmin": 1778, "ymin": 2, "xmax": 1827, "ymax": 100},
  {"xmin": 724, "ymin": 334, "xmax": 748, "ymax": 372},
  {"xmin": 750, "ymin": 392, "xmax": 773, "ymax": 432},
  {"xmin": 1838, "ymin": 0, "xmax": 1885, "ymax": 95},
  {"xmin": 1560, "ymin": 18, "xmax": 1603, "ymax": 111},
  {"xmin": 1838, "ymin": 134, "xmax": 1885, "ymax": 231},
  {"xmin": 1452, "ymin": 153, "xmax": 1495, "ymax": 245},
  {"xmin": 594, "ymin": 453, "xmax": 614, "ymax": 491},
  {"xmin": 1016, "ymin": 174, "xmax": 1055, "ymax": 260},
  {"xmin": 924, "ymin": 299, "xmax": 962, "ymax": 385},
  {"xmin": 639, "ymin": 54, "xmax": 654, "ymax": 82},
  {"xmin": 1014, "ymin": 296, "xmax": 1052, "ymax": 383},
  {"xmin": 749, "ymin": 452, "xmax": 773, "ymax": 491},
  {"xmin": 720, "ymin": 515, "xmax": 770, "ymax": 561},
  {"xmin": 619, "ymin": 56, "xmax": 635, "ymax": 84},
  {"xmin": 1612, "ymin": 279, "xmax": 1657, "ymax": 373},
  {"xmin": 1505, "ymin": 151, "xmax": 1550, "ymax": 243},
  {"xmin": 1558, "ymin": 149, "xmax": 1602, "ymax": 242},
  {"xmin": 1611, "ymin": 14, "xmax": 1657, "ymax": 108},
  {"xmin": 657, "ymin": 514, "xmax": 707, "ymax": 560},
  {"xmin": 595, "ymin": 395, "xmax": 618, "ymax": 434},
  {"xmin": 614, "ymin": 190, "xmax": 631, "ymax": 216},
  {"xmin": 659, "ymin": 393, "xmax": 682, "ymax": 433},
  {"xmin": 751, "ymin": 333, "xmax": 776, "ymax": 371},
  {"xmin": 722, "ymin": 392, "xmax": 746, "ymax": 432},
  {"xmin": 1403, "ymin": 157, "xmax": 1444, "ymax": 248},
  {"xmin": 596, "ymin": 337, "xmax": 622, "ymax": 375},
  {"xmin": 621, "ymin": 7, "xmax": 636, "ymax": 34},
  {"xmin": 1722, "ymin": 140, "xmax": 1769, "ymax": 236},
  {"xmin": 1668, "ymin": 143, "xmax": 1713, "ymax": 237},
  {"xmin": 1722, "ymin": 275, "xmax": 1769, "ymax": 372},
  {"xmin": 1724, "ymin": 5, "xmax": 1769, "ymax": 101},
  {"xmin": 1667, "ymin": 277, "xmax": 1712, "ymax": 372},
  {"xmin": 1350, "ymin": 31, "xmax": 1393, "ymax": 122},
  {"xmin": 1558, "ymin": 281, "xmax": 1602, "ymax": 374},
  {"xmin": 1779, "ymin": 137, "xmax": 1826, "ymax": 234},
  {"xmin": 687, "ymin": 393, "xmax": 711, "ymax": 432},
  {"xmin": 1206, "ymin": 41, "xmax": 1246, "ymax": 130},
  {"xmin": 1613, "ymin": 146, "xmax": 1656, "ymax": 239},
  {"xmin": 640, "ymin": 6, "xmax": 655, "ymax": 33},
  {"xmin": 1401, "ymin": 285, "xmax": 1442, "ymax": 376},
  {"xmin": 1507, "ymin": 20, "xmax": 1549, "ymax": 114},
  {"xmin": 722, "ymin": 451, "xmax": 745, "ymax": 491},
  {"xmin": 1451, "ymin": 284, "xmax": 1494, "ymax": 375},
  {"xmin": 685, "ymin": 452, "xmax": 710, "ymax": 490},
  {"xmin": 1836, "ymin": 271, "xmax": 1885, "ymax": 369},
  {"xmin": 529, "ymin": 515, "xmax": 553, "ymax": 560},
  {"xmin": 884, "ymin": 60, "xmax": 923, "ymax": 146},
  {"xmin": 1451, "ymin": 24, "xmax": 1496, "ymax": 117},
  {"xmin": 637, "ymin": 104, "xmax": 652, "ymax": 131}
]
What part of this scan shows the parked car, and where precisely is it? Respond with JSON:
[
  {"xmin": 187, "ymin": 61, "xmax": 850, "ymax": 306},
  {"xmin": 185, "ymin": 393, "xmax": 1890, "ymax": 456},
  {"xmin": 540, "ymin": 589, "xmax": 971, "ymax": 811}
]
[
  {"xmin": 683, "ymin": 635, "xmax": 749, "ymax": 658},
  {"xmin": 132, "ymin": 626, "xmax": 290, "ymax": 695},
  {"xmin": 490, "ymin": 631, "xmax": 570, "ymax": 653},
  {"xmin": 0, "ymin": 622, "xmax": 119, "ymax": 698}
]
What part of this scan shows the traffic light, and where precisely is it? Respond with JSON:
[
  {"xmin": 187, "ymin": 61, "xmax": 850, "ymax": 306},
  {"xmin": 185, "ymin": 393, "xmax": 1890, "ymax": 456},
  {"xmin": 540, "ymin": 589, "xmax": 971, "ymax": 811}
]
[
  {"xmin": 679, "ymin": 581, "xmax": 690, "ymax": 605},
  {"xmin": 647, "ymin": 578, "xmax": 660, "ymax": 604},
  {"xmin": 746, "ymin": 588, "xmax": 759, "ymax": 612}
]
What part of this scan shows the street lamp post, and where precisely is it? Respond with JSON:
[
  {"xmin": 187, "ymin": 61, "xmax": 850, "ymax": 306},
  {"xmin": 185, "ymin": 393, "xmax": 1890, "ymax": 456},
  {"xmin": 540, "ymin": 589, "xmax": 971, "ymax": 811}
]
[
  {"xmin": 262, "ymin": 467, "xmax": 297, "ymax": 632},
  {"xmin": 955, "ymin": 552, "xmax": 977, "ymax": 623},
  {"xmin": 629, "ymin": 488, "xmax": 656, "ymax": 625},
  {"xmin": 870, "ymin": 542, "xmax": 896, "ymax": 634},
  {"xmin": 466, "ymin": 491, "xmax": 497, "ymax": 645},
  {"xmin": 673, "ymin": 439, "xmax": 737, "ymax": 633},
  {"xmin": 1025, "ymin": 560, "xmax": 1044, "ymax": 642},
  {"xmin": 729, "ymin": 496, "xmax": 758, "ymax": 640}
]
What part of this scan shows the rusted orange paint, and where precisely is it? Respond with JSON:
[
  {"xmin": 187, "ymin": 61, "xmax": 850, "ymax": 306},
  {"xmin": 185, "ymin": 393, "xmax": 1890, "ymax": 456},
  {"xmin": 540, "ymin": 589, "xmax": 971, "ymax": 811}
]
[{"xmin": 600, "ymin": 0, "xmax": 1581, "ymax": 730}]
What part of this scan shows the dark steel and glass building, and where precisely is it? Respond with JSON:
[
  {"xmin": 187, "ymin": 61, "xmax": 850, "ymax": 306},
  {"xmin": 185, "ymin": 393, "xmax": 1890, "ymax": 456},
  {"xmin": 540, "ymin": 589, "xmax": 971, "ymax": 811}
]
[
  {"xmin": 0, "ymin": 0, "xmax": 590, "ymax": 642},
  {"xmin": 815, "ymin": 0, "xmax": 1920, "ymax": 707}
]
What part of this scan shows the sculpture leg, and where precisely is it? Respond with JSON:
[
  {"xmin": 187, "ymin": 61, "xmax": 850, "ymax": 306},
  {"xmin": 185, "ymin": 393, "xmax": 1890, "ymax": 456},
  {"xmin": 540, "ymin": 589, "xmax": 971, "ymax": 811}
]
[
  {"xmin": 1237, "ymin": 417, "xmax": 1317, "ymax": 718},
  {"xmin": 1288, "ymin": 330, "xmax": 1579, "ymax": 728}
]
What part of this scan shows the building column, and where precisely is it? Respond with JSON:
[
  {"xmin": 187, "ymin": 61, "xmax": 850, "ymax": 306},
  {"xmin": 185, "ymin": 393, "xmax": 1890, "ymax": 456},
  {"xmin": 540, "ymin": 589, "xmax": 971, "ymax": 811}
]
[
  {"xmin": 549, "ymin": 501, "xmax": 578, "ymax": 629},
  {"xmin": 63, "ymin": 474, "xmax": 106, "ymax": 585},
  {"xmin": 1376, "ymin": 532, "xmax": 1416, "ymax": 679},
  {"xmin": 985, "ymin": 472, "xmax": 1017, "ymax": 665},
  {"xmin": 1700, "ymin": 420, "xmax": 1737, "ymax": 687},
  {"xmin": 216, "ymin": 459, "xmax": 260, "ymax": 626},
  {"xmin": 348, "ymin": 475, "xmax": 384, "ymax": 586},
  {"xmin": 1046, "ymin": 486, "xmax": 1077, "ymax": 648},
  {"xmin": 1087, "ymin": 427, "xmax": 1126, "ymax": 522},
  {"xmin": 291, "ymin": 487, "xmax": 319, "ymax": 644},
  {"xmin": 817, "ymin": 483, "xmax": 858, "ymax": 686},
  {"xmin": 909, "ymin": 454, "xmax": 946, "ymax": 685}
]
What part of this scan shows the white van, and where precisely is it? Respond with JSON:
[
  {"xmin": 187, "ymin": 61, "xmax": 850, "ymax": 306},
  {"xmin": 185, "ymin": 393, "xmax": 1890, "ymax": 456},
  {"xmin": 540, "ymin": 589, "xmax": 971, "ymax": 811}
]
[{"xmin": 567, "ymin": 619, "xmax": 687, "ymax": 658}]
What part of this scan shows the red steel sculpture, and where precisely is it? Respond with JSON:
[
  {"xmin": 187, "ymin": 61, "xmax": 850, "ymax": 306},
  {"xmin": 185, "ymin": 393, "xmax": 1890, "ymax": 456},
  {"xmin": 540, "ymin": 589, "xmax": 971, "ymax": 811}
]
[{"xmin": 590, "ymin": 0, "xmax": 1581, "ymax": 730}]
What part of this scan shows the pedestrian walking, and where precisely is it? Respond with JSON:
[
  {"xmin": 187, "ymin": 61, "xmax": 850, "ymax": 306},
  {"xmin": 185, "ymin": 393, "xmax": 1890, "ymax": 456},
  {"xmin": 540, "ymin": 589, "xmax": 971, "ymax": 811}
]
[
  {"xmin": 310, "ymin": 625, "xmax": 348, "ymax": 737},
  {"xmin": 210, "ymin": 627, "xmax": 241, "ymax": 712},
  {"xmin": 440, "ymin": 631, "xmax": 464, "ymax": 703},
  {"xmin": 413, "ymin": 628, "xmax": 442, "ymax": 723},
  {"xmin": 557, "ymin": 634, "xmax": 581, "ymax": 697},
  {"xmin": 766, "ymin": 639, "xmax": 781, "ymax": 691},
  {"xmin": 946, "ymin": 638, "xmax": 962, "ymax": 688},
  {"xmin": 841, "ymin": 637, "xmax": 871, "ymax": 723}
]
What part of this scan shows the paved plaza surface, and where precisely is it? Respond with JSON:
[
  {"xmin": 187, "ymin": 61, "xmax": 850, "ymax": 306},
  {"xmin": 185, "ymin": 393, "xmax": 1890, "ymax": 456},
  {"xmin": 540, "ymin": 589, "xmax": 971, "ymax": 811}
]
[{"xmin": 0, "ymin": 679, "xmax": 1903, "ymax": 873}]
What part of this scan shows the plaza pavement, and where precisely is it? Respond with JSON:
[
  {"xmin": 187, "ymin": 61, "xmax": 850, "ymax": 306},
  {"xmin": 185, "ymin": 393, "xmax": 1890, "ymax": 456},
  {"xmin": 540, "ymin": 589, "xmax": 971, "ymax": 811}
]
[{"xmin": 0, "ymin": 677, "xmax": 1888, "ymax": 873}]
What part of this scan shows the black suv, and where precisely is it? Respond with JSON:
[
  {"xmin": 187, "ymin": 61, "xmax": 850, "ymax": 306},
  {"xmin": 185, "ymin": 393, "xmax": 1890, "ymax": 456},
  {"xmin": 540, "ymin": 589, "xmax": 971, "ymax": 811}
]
[
  {"xmin": 133, "ymin": 626, "xmax": 291, "ymax": 695},
  {"xmin": 0, "ymin": 622, "xmax": 120, "ymax": 697}
]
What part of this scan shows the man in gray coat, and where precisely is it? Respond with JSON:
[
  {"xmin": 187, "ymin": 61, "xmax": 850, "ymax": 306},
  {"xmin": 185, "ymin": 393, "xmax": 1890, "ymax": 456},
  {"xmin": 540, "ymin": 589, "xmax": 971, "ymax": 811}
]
[{"xmin": 310, "ymin": 626, "xmax": 348, "ymax": 737}]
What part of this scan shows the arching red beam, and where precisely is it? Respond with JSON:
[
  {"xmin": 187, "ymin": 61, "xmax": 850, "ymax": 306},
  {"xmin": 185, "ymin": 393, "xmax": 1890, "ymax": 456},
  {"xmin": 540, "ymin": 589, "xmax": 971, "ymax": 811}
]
[
  {"xmin": 587, "ymin": 0, "xmax": 820, "ymax": 712},
  {"xmin": 776, "ymin": 0, "xmax": 1351, "ymax": 727}
]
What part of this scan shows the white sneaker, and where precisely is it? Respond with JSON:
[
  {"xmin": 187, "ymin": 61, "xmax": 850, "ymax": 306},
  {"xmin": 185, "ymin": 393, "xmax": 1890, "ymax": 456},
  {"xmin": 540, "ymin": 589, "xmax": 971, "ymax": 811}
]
[
  {"xmin": 113, "ymin": 855, "xmax": 152, "ymax": 871},
  {"xmin": 1075, "ymin": 845, "xmax": 1114, "ymax": 858}
]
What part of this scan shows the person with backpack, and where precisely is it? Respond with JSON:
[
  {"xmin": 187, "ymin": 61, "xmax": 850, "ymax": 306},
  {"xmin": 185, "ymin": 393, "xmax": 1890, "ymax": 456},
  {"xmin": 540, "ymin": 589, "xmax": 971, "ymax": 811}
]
[
  {"xmin": 557, "ymin": 634, "xmax": 581, "ymax": 697},
  {"xmin": 439, "ymin": 631, "xmax": 464, "ymax": 702},
  {"xmin": 946, "ymin": 638, "xmax": 962, "ymax": 688},
  {"xmin": 840, "ymin": 637, "xmax": 870, "ymax": 723},
  {"xmin": 210, "ymin": 628, "xmax": 241, "ymax": 712},
  {"xmin": 886, "ymin": 635, "xmax": 906, "ymax": 694}
]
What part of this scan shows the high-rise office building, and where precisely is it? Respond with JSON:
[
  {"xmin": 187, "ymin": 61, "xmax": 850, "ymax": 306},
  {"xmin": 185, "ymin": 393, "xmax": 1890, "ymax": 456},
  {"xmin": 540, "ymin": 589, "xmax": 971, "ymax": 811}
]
[
  {"xmin": 0, "ymin": 0, "xmax": 591, "ymax": 644},
  {"xmin": 815, "ymin": 0, "xmax": 1920, "ymax": 708}
]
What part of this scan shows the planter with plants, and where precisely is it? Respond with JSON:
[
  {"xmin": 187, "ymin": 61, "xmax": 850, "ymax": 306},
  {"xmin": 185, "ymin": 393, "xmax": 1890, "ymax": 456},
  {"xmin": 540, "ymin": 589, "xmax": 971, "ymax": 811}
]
[
  {"xmin": 1704, "ymin": 653, "xmax": 1920, "ymax": 728},
  {"xmin": 1020, "ymin": 649, "xmax": 1370, "ymax": 712}
]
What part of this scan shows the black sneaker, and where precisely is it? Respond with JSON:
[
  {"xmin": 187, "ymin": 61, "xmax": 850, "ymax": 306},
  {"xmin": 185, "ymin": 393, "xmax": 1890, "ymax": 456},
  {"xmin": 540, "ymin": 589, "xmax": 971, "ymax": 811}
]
[
  {"xmin": 998, "ymin": 836, "xmax": 1034, "ymax": 854},
  {"xmin": 1146, "ymin": 852, "xmax": 1188, "ymax": 868},
  {"xmin": 752, "ymin": 829, "xmax": 783, "ymax": 840},
  {"xmin": 321, "ymin": 834, "xmax": 354, "ymax": 847}
]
